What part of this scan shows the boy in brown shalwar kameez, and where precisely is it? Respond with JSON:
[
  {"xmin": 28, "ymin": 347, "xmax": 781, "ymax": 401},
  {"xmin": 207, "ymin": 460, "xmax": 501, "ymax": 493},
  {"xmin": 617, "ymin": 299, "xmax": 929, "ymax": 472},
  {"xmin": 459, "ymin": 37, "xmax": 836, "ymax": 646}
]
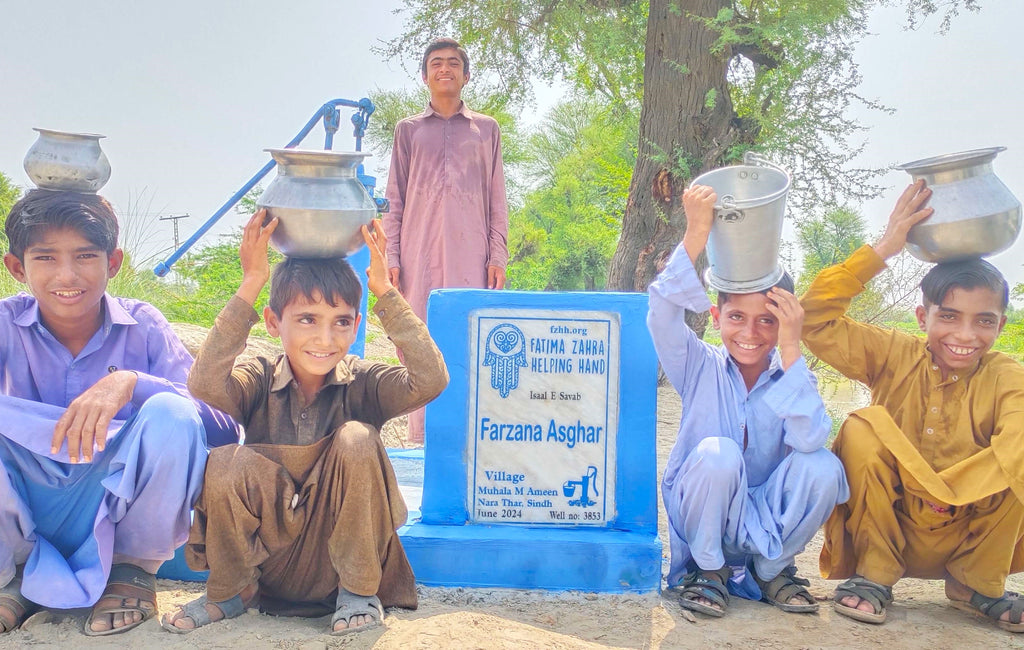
[{"xmin": 160, "ymin": 212, "xmax": 449, "ymax": 635}]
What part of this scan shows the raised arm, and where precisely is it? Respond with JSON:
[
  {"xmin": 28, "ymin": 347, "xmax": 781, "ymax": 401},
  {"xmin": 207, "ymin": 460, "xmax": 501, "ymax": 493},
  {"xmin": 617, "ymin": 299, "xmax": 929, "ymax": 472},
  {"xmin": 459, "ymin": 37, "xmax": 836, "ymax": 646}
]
[
  {"xmin": 355, "ymin": 220, "xmax": 449, "ymax": 423},
  {"xmin": 188, "ymin": 210, "xmax": 279, "ymax": 422},
  {"xmin": 801, "ymin": 182, "xmax": 933, "ymax": 385},
  {"xmin": 646, "ymin": 185, "xmax": 718, "ymax": 393}
]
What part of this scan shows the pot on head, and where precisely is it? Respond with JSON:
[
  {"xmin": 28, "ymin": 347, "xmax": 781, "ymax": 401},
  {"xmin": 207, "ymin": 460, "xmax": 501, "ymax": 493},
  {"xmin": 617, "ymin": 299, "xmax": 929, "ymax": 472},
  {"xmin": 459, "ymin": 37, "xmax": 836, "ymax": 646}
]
[
  {"xmin": 23, "ymin": 128, "xmax": 111, "ymax": 193},
  {"xmin": 690, "ymin": 152, "xmax": 790, "ymax": 293},
  {"xmin": 897, "ymin": 147, "xmax": 1021, "ymax": 263},
  {"xmin": 257, "ymin": 149, "xmax": 375, "ymax": 258}
]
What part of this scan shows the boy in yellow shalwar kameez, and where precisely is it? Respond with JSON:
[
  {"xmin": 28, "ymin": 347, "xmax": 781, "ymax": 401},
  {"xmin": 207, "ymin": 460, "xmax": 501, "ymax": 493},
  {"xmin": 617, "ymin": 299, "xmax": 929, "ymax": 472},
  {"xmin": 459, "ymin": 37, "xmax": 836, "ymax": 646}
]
[{"xmin": 801, "ymin": 180, "xmax": 1024, "ymax": 633}]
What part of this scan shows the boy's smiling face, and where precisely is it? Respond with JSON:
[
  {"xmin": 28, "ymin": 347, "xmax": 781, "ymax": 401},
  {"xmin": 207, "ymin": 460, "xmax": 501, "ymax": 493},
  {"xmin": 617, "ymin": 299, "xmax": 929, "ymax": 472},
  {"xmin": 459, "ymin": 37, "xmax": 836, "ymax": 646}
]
[
  {"xmin": 916, "ymin": 286, "xmax": 1006, "ymax": 379},
  {"xmin": 264, "ymin": 290, "xmax": 361, "ymax": 394},
  {"xmin": 710, "ymin": 291, "xmax": 779, "ymax": 374},
  {"xmin": 3, "ymin": 226, "xmax": 122, "ymax": 336}
]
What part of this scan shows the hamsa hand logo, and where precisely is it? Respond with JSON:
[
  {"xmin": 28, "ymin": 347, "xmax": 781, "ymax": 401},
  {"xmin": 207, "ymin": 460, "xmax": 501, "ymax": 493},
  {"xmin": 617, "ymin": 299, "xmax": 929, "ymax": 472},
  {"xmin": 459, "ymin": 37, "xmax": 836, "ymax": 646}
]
[{"xmin": 483, "ymin": 323, "xmax": 528, "ymax": 398}]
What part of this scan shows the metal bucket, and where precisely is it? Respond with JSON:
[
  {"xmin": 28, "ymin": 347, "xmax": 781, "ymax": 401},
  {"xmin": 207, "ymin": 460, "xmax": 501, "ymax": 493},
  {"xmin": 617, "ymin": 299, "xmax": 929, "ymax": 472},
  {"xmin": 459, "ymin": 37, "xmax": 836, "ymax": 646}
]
[{"xmin": 690, "ymin": 153, "xmax": 790, "ymax": 292}]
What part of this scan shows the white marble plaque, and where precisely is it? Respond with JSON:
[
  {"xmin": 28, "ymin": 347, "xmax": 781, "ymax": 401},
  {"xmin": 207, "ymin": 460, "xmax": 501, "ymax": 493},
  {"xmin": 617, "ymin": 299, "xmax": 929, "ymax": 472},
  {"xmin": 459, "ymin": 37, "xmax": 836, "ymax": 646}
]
[{"xmin": 468, "ymin": 309, "xmax": 619, "ymax": 525}]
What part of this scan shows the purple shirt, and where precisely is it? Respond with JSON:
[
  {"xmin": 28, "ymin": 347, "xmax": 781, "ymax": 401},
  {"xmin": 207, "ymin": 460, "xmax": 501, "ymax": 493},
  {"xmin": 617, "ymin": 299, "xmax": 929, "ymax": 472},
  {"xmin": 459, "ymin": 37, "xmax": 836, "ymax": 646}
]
[
  {"xmin": 0, "ymin": 291, "xmax": 237, "ymax": 443},
  {"xmin": 384, "ymin": 102, "xmax": 509, "ymax": 320}
]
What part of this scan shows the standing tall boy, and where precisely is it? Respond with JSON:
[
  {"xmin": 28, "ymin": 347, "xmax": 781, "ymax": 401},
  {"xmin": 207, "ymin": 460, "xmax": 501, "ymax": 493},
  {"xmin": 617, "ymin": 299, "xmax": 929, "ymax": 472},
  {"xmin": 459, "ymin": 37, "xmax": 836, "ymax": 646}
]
[
  {"xmin": 384, "ymin": 36, "xmax": 508, "ymax": 442},
  {"xmin": 649, "ymin": 185, "xmax": 848, "ymax": 619},
  {"xmin": 0, "ymin": 190, "xmax": 236, "ymax": 636},
  {"xmin": 802, "ymin": 180, "xmax": 1024, "ymax": 632}
]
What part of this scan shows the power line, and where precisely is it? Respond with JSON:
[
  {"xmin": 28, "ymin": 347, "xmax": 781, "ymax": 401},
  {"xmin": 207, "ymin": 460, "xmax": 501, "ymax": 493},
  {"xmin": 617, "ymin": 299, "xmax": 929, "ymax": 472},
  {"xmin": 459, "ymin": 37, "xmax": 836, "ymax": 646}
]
[{"xmin": 158, "ymin": 214, "xmax": 190, "ymax": 250}]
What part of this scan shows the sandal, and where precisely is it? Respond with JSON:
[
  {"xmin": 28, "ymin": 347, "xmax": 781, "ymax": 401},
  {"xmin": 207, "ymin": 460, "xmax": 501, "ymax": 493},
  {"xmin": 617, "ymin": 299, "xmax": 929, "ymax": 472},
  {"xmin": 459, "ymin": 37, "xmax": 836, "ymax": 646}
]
[
  {"xmin": 676, "ymin": 566, "xmax": 731, "ymax": 618},
  {"xmin": 330, "ymin": 589, "xmax": 384, "ymax": 636},
  {"xmin": 950, "ymin": 589, "xmax": 1024, "ymax": 633},
  {"xmin": 83, "ymin": 564, "xmax": 157, "ymax": 636},
  {"xmin": 832, "ymin": 576, "xmax": 892, "ymax": 624},
  {"xmin": 752, "ymin": 565, "xmax": 819, "ymax": 613},
  {"xmin": 159, "ymin": 592, "xmax": 248, "ymax": 634},
  {"xmin": 0, "ymin": 577, "xmax": 37, "ymax": 634}
]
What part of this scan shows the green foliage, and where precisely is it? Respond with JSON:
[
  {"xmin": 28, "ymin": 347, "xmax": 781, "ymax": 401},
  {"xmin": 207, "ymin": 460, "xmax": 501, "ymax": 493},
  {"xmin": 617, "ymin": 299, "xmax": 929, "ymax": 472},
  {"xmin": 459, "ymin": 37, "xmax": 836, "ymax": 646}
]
[
  {"xmin": 507, "ymin": 98, "xmax": 635, "ymax": 290},
  {"xmin": 795, "ymin": 206, "xmax": 866, "ymax": 290},
  {"xmin": 0, "ymin": 171, "xmax": 21, "ymax": 256},
  {"xmin": 0, "ymin": 172, "xmax": 24, "ymax": 297},
  {"xmin": 375, "ymin": 0, "xmax": 647, "ymax": 108}
]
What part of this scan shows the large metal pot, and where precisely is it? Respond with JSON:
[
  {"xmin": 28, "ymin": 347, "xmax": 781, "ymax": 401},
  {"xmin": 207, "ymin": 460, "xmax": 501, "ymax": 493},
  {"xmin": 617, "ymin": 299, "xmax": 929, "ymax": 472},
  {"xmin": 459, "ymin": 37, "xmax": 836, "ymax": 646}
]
[
  {"xmin": 23, "ymin": 128, "xmax": 111, "ymax": 193},
  {"xmin": 897, "ymin": 147, "xmax": 1021, "ymax": 263},
  {"xmin": 257, "ymin": 149, "xmax": 375, "ymax": 258},
  {"xmin": 690, "ymin": 152, "xmax": 790, "ymax": 292}
]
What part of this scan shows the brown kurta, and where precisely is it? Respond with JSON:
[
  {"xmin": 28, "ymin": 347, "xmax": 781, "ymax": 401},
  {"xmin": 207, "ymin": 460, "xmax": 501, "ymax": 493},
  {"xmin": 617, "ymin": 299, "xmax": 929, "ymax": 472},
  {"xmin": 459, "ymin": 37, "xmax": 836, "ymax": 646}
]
[
  {"xmin": 801, "ymin": 245, "xmax": 1024, "ymax": 597},
  {"xmin": 185, "ymin": 289, "xmax": 449, "ymax": 610}
]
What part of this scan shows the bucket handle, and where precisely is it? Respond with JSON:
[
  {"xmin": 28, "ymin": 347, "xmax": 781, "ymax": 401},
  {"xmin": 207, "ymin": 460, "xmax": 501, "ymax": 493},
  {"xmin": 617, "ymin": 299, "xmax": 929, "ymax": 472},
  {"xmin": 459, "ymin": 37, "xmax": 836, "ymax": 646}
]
[{"xmin": 743, "ymin": 151, "xmax": 787, "ymax": 173}]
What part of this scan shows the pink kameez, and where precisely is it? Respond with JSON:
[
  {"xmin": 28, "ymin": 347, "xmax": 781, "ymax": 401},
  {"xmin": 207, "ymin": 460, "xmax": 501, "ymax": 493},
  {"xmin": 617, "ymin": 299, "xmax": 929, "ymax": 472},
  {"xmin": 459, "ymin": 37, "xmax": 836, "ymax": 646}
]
[{"xmin": 383, "ymin": 102, "xmax": 509, "ymax": 321}]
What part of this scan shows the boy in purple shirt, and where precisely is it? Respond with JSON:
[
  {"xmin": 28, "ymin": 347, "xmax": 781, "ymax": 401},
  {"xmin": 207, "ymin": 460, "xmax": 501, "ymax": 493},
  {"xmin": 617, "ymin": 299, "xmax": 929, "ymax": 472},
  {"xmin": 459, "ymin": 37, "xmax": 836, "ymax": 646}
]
[{"xmin": 0, "ymin": 190, "xmax": 236, "ymax": 636}]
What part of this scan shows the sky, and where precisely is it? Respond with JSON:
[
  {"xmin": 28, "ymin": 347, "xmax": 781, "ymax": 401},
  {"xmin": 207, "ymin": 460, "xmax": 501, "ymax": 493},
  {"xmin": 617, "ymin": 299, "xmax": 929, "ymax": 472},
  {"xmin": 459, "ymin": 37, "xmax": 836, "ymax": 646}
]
[{"xmin": 2, "ymin": 1, "xmax": 1023, "ymax": 289}]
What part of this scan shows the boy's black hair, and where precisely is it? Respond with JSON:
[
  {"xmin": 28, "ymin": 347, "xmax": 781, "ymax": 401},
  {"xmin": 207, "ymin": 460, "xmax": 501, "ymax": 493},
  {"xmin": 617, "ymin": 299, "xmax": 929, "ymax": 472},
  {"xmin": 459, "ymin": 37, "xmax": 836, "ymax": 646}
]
[
  {"xmin": 920, "ymin": 258, "xmax": 1009, "ymax": 312},
  {"xmin": 716, "ymin": 270, "xmax": 795, "ymax": 307},
  {"xmin": 5, "ymin": 189, "xmax": 118, "ymax": 260},
  {"xmin": 268, "ymin": 256, "xmax": 362, "ymax": 317},
  {"xmin": 421, "ymin": 37, "xmax": 470, "ymax": 79}
]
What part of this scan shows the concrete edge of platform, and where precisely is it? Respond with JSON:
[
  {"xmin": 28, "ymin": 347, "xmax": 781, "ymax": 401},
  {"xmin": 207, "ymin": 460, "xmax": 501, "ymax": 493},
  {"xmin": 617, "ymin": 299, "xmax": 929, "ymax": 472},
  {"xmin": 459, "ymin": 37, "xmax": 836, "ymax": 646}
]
[{"xmin": 400, "ymin": 520, "xmax": 662, "ymax": 593}]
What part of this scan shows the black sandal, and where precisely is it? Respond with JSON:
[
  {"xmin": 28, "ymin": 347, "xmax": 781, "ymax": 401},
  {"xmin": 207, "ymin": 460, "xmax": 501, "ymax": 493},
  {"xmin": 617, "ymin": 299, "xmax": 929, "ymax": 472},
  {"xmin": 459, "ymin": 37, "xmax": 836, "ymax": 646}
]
[
  {"xmin": 751, "ymin": 565, "xmax": 818, "ymax": 613},
  {"xmin": 833, "ymin": 576, "xmax": 892, "ymax": 624},
  {"xmin": 677, "ymin": 566, "xmax": 731, "ymax": 618},
  {"xmin": 950, "ymin": 589, "xmax": 1024, "ymax": 633},
  {"xmin": 0, "ymin": 577, "xmax": 37, "ymax": 634}
]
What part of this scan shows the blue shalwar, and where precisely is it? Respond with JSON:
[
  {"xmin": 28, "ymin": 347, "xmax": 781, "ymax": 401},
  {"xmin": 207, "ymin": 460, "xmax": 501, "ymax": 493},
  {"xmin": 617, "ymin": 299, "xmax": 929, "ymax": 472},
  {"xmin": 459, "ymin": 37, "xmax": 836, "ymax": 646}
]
[
  {"xmin": 0, "ymin": 293, "xmax": 237, "ymax": 609},
  {"xmin": 647, "ymin": 245, "xmax": 849, "ymax": 597}
]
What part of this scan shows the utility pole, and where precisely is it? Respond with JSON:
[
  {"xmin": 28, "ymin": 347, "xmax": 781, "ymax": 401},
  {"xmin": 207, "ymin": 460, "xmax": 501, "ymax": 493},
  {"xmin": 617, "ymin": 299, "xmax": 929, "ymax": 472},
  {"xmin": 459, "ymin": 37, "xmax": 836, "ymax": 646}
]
[{"xmin": 159, "ymin": 214, "xmax": 190, "ymax": 251}]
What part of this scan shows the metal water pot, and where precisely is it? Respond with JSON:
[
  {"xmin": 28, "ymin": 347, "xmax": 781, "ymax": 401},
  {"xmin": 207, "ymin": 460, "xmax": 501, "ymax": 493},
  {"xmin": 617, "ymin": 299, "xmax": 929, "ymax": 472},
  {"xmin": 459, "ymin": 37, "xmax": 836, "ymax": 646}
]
[
  {"xmin": 23, "ymin": 128, "xmax": 111, "ymax": 193},
  {"xmin": 897, "ymin": 147, "xmax": 1021, "ymax": 263},
  {"xmin": 257, "ymin": 149, "xmax": 375, "ymax": 258}
]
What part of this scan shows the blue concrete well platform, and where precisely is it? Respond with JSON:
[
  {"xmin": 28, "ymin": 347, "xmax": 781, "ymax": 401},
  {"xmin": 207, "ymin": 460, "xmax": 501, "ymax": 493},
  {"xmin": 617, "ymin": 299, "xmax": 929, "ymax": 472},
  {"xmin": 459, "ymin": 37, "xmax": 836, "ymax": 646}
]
[{"xmin": 400, "ymin": 289, "xmax": 662, "ymax": 593}]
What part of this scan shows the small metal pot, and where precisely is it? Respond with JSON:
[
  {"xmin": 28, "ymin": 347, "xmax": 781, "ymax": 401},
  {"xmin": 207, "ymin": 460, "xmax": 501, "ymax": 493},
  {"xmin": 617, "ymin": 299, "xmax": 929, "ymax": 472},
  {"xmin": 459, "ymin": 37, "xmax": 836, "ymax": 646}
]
[
  {"xmin": 897, "ymin": 147, "xmax": 1021, "ymax": 263},
  {"xmin": 23, "ymin": 128, "xmax": 111, "ymax": 193},
  {"xmin": 257, "ymin": 149, "xmax": 375, "ymax": 258}
]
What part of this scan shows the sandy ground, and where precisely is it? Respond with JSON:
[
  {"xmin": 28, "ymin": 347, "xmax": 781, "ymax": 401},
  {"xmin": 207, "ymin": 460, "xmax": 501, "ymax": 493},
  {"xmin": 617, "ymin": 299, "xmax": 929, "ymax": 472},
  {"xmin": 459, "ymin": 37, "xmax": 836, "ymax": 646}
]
[{"xmin": 3, "ymin": 322, "xmax": 1023, "ymax": 648}]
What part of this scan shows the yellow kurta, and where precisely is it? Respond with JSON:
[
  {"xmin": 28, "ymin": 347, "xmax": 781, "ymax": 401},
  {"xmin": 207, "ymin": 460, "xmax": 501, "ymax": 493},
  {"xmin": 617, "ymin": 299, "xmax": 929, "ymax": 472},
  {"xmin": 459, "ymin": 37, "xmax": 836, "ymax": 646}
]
[{"xmin": 801, "ymin": 245, "xmax": 1024, "ymax": 596}]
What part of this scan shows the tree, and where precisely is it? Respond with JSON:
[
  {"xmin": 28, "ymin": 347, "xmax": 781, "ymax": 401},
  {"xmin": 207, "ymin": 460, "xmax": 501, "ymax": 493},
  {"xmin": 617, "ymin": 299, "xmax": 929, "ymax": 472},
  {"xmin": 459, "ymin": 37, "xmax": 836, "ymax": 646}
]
[
  {"xmin": 796, "ymin": 205, "xmax": 926, "ymax": 328},
  {"xmin": 508, "ymin": 98, "xmax": 636, "ymax": 290},
  {"xmin": 380, "ymin": 0, "xmax": 980, "ymax": 301},
  {"xmin": 0, "ymin": 171, "xmax": 22, "ymax": 256}
]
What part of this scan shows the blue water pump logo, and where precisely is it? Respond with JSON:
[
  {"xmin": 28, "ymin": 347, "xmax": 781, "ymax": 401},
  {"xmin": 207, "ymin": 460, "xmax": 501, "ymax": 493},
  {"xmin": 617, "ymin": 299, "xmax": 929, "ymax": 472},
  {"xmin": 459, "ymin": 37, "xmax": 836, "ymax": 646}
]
[{"xmin": 563, "ymin": 466, "xmax": 599, "ymax": 508}]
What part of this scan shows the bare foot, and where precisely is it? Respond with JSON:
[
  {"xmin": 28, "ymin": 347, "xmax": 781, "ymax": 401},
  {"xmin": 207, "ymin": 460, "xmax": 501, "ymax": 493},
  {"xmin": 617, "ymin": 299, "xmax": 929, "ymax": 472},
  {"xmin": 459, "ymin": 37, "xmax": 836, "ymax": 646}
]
[
  {"xmin": 161, "ymin": 583, "xmax": 259, "ymax": 632},
  {"xmin": 332, "ymin": 589, "xmax": 383, "ymax": 634},
  {"xmin": 333, "ymin": 611, "xmax": 376, "ymax": 633},
  {"xmin": 0, "ymin": 601, "xmax": 21, "ymax": 634},
  {"xmin": 946, "ymin": 576, "xmax": 1015, "ymax": 624},
  {"xmin": 838, "ymin": 593, "xmax": 879, "ymax": 615},
  {"xmin": 87, "ymin": 596, "xmax": 154, "ymax": 633}
]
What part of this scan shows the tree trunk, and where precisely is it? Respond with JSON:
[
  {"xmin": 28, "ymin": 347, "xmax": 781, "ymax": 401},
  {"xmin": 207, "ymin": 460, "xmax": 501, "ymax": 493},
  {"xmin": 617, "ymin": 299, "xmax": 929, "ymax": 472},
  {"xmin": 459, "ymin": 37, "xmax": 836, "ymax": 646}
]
[{"xmin": 607, "ymin": 0, "xmax": 742, "ymax": 336}]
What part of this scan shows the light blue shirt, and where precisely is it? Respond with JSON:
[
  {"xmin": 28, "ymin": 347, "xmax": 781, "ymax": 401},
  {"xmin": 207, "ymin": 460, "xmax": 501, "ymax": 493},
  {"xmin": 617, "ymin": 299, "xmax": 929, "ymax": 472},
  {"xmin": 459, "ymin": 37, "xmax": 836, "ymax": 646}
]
[{"xmin": 648, "ymin": 244, "xmax": 831, "ymax": 490}]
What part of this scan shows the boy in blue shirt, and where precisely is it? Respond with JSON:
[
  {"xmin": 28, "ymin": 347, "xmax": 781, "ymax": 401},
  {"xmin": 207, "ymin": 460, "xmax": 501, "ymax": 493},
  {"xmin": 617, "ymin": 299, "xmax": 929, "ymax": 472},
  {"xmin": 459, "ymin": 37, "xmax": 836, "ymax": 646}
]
[{"xmin": 648, "ymin": 184, "xmax": 849, "ymax": 617}]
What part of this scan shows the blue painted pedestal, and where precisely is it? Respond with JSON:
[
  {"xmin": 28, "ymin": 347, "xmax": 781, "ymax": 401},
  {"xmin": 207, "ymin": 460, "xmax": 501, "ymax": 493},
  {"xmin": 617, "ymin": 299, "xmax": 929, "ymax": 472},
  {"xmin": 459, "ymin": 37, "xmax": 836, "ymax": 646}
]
[{"xmin": 400, "ymin": 289, "xmax": 661, "ymax": 593}]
